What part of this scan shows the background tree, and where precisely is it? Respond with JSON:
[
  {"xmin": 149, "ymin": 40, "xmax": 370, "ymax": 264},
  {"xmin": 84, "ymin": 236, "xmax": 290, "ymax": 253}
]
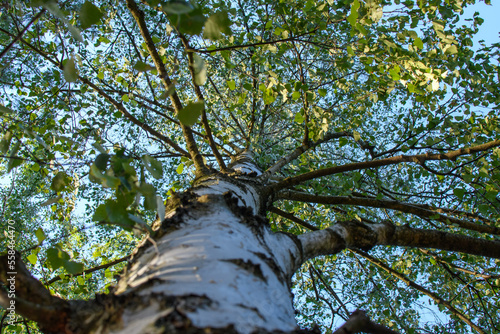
[{"xmin": 0, "ymin": 0, "xmax": 499, "ymax": 333}]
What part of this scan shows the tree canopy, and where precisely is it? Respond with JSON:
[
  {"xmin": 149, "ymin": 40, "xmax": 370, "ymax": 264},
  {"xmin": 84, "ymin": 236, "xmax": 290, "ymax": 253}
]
[{"xmin": 1, "ymin": 0, "xmax": 500, "ymax": 333}]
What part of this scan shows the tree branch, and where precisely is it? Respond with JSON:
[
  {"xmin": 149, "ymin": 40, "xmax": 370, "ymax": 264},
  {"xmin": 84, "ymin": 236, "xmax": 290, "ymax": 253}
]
[
  {"xmin": 0, "ymin": 27, "xmax": 190, "ymax": 157},
  {"xmin": 333, "ymin": 309, "xmax": 400, "ymax": 334},
  {"xmin": 0, "ymin": 9, "xmax": 46, "ymax": 60},
  {"xmin": 350, "ymin": 249, "xmax": 486, "ymax": 334},
  {"xmin": 0, "ymin": 252, "xmax": 70, "ymax": 332},
  {"xmin": 44, "ymin": 255, "xmax": 129, "ymax": 285},
  {"xmin": 271, "ymin": 140, "xmax": 500, "ymax": 191},
  {"xmin": 126, "ymin": 0, "xmax": 209, "ymax": 176},
  {"xmin": 261, "ymin": 131, "xmax": 352, "ymax": 180},
  {"xmin": 298, "ymin": 219, "xmax": 500, "ymax": 262},
  {"xmin": 279, "ymin": 190, "xmax": 500, "ymax": 236},
  {"xmin": 270, "ymin": 206, "xmax": 319, "ymax": 230},
  {"xmin": 180, "ymin": 35, "xmax": 228, "ymax": 172}
]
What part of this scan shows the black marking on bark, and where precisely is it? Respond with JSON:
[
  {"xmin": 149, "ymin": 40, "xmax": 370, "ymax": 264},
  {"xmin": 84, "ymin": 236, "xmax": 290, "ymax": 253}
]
[
  {"xmin": 223, "ymin": 191, "xmax": 268, "ymax": 234},
  {"xmin": 223, "ymin": 258, "xmax": 267, "ymax": 282},
  {"xmin": 235, "ymin": 303, "xmax": 266, "ymax": 320},
  {"xmin": 79, "ymin": 290, "xmax": 321, "ymax": 334},
  {"xmin": 251, "ymin": 251, "xmax": 287, "ymax": 284}
]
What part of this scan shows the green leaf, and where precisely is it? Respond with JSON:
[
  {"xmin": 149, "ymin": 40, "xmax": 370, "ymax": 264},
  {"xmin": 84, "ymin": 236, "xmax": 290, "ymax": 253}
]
[
  {"xmin": 92, "ymin": 203, "xmax": 108, "ymax": 221},
  {"xmin": 178, "ymin": 101, "xmax": 204, "ymax": 127},
  {"xmin": 227, "ymin": 80, "xmax": 236, "ymax": 90},
  {"xmin": 142, "ymin": 155, "xmax": 163, "ymax": 179},
  {"xmin": 294, "ymin": 113, "xmax": 305, "ymax": 124},
  {"xmin": 445, "ymin": 45, "xmax": 458, "ymax": 54},
  {"xmin": 40, "ymin": 196, "xmax": 62, "ymax": 207},
  {"xmin": 347, "ymin": 0, "xmax": 360, "ymax": 26},
  {"xmin": 51, "ymin": 171, "xmax": 70, "ymax": 192},
  {"xmin": 94, "ymin": 153, "xmax": 110, "ymax": 171},
  {"xmin": 190, "ymin": 54, "xmax": 206, "ymax": 86},
  {"xmin": 63, "ymin": 57, "xmax": 78, "ymax": 82},
  {"xmin": 0, "ymin": 105, "xmax": 14, "ymax": 115},
  {"xmin": 453, "ymin": 188, "xmax": 466, "ymax": 200},
  {"xmin": 64, "ymin": 260, "xmax": 85, "ymax": 274},
  {"xmin": 174, "ymin": 8, "xmax": 206, "ymax": 35},
  {"xmin": 35, "ymin": 228, "xmax": 46, "ymax": 243},
  {"xmin": 318, "ymin": 89, "xmax": 327, "ymax": 97},
  {"xmin": 121, "ymin": 94, "xmax": 130, "ymax": 102},
  {"xmin": 389, "ymin": 66, "xmax": 400, "ymax": 81},
  {"xmin": 353, "ymin": 131, "xmax": 361, "ymax": 141},
  {"xmin": 27, "ymin": 253, "xmax": 38, "ymax": 265},
  {"xmin": 79, "ymin": 1, "xmax": 103, "ymax": 29},
  {"xmin": 162, "ymin": 0, "xmax": 193, "ymax": 14},
  {"xmin": 413, "ymin": 37, "xmax": 423, "ymax": 49},
  {"xmin": 0, "ymin": 130, "xmax": 13, "ymax": 154},
  {"xmin": 176, "ymin": 163, "xmax": 184, "ymax": 174},
  {"xmin": 203, "ymin": 11, "xmax": 232, "ymax": 40},
  {"xmin": 7, "ymin": 141, "xmax": 22, "ymax": 172},
  {"xmin": 133, "ymin": 61, "xmax": 155, "ymax": 72},
  {"xmin": 46, "ymin": 247, "xmax": 69, "ymax": 270}
]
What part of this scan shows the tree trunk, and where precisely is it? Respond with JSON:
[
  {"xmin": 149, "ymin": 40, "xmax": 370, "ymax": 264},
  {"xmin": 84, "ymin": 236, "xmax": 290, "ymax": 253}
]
[
  {"xmin": 90, "ymin": 155, "xmax": 306, "ymax": 334},
  {"xmin": 3, "ymin": 153, "xmax": 500, "ymax": 334}
]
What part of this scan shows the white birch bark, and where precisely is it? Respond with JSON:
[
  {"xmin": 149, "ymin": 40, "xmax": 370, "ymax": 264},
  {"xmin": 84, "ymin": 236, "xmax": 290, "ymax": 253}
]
[{"xmin": 105, "ymin": 168, "xmax": 303, "ymax": 334}]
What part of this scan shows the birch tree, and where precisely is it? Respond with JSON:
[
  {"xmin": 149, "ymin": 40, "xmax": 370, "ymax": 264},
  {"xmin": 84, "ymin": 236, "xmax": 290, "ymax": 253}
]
[{"xmin": 1, "ymin": 0, "xmax": 499, "ymax": 333}]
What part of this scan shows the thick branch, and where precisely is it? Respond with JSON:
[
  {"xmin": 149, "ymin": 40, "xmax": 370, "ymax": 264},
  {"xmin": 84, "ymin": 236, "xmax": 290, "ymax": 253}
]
[
  {"xmin": 272, "ymin": 140, "xmax": 500, "ymax": 191},
  {"xmin": 333, "ymin": 309, "xmax": 400, "ymax": 334},
  {"xmin": 298, "ymin": 220, "xmax": 500, "ymax": 261},
  {"xmin": 0, "ymin": 253, "xmax": 70, "ymax": 332},
  {"xmin": 279, "ymin": 190, "xmax": 500, "ymax": 235}
]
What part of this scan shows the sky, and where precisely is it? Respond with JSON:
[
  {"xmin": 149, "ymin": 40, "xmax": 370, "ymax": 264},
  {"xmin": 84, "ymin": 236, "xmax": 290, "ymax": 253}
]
[{"xmin": 463, "ymin": 1, "xmax": 500, "ymax": 47}]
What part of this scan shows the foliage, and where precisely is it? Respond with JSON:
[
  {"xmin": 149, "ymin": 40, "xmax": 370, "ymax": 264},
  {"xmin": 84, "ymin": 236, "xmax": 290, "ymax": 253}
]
[{"xmin": 0, "ymin": 0, "xmax": 499, "ymax": 332}]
